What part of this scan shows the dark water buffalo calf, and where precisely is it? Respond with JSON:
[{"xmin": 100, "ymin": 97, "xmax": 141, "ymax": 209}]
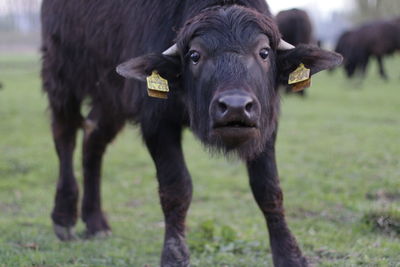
[
  {"xmin": 41, "ymin": 0, "xmax": 342, "ymax": 266},
  {"xmin": 335, "ymin": 18, "xmax": 400, "ymax": 79},
  {"xmin": 276, "ymin": 8, "xmax": 314, "ymax": 96}
]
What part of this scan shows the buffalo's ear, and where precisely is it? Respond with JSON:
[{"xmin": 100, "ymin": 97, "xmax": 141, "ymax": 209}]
[
  {"xmin": 277, "ymin": 44, "xmax": 343, "ymax": 84},
  {"xmin": 116, "ymin": 54, "xmax": 181, "ymax": 82}
]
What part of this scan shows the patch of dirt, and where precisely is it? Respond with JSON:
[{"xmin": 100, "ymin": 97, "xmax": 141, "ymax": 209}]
[
  {"xmin": 17, "ymin": 242, "xmax": 39, "ymax": 250},
  {"xmin": 366, "ymin": 189, "xmax": 400, "ymax": 202},
  {"xmin": 308, "ymin": 248, "xmax": 354, "ymax": 266},
  {"xmin": 290, "ymin": 207, "xmax": 320, "ymax": 219},
  {"xmin": 362, "ymin": 211, "xmax": 400, "ymax": 237},
  {"xmin": 290, "ymin": 205, "xmax": 356, "ymax": 224},
  {"xmin": 315, "ymin": 248, "xmax": 350, "ymax": 260}
]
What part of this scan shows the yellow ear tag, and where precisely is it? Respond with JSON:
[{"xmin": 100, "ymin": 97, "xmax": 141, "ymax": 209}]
[
  {"xmin": 292, "ymin": 78, "xmax": 311, "ymax": 92},
  {"xmin": 146, "ymin": 71, "xmax": 169, "ymax": 99},
  {"xmin": 288, "ymin": 63, "xmax": 311, "ymax": 92}
]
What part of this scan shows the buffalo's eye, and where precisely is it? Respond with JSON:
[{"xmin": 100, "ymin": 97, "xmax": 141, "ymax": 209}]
[
  {"xmin": 259, "ymin": 48, "xmax": 269, "ymax": 60},
  {"xmin": 189, "ymin": 50, "xmax": 201, "ymax": 64}
]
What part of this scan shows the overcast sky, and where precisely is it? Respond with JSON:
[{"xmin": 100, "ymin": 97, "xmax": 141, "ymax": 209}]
[{"xmin": 268, "ymin": 0, "xmax": 351, "ymax": 16}]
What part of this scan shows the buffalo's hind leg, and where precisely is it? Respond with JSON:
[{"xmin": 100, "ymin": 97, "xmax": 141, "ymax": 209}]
[
  {"xmin": 49, "ymin": 100, "xmax": 83, "ymax": 241},
  {"xmin": 376, "ymin": 56, "xmax": 388, "ymax": 80},
  {"xmin": 81, "ymin": 107, "xmax": 125, "ymax": 237},
  {"xmin": 247, "ymin": 137, "xmax": 308, "ymax": 267},
  {"xmin": 142, "ymin": 120, "xmax": 192, "ymax": 267}
]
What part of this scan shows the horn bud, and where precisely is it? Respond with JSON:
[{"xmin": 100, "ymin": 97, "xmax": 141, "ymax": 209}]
[
  {"xmin": 162, "ymin": 44, "xmax": 178, "ymax": 56},
  {"xmin": 278, "ymin": 39, "xmax": 295, "ymax": 50}
]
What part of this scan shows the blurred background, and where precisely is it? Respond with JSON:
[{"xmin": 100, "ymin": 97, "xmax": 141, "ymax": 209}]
[
  {"xmin": 0, "ymin": 1, "xmax": 399, "ymax": 266},
  {"xmin": 0, "ymin": 0, "xmax": 40, "ymax": 52},
  {"xmin": 1, "ymin": 0, "xmax": 400, "ymax": 52}
]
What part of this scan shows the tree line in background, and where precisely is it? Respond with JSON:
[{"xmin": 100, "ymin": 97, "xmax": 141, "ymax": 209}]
[
  {"xmin": 0, "ymin": 0, "xmax": 41, "ymax": 33},
  {"xmin": 351, "ymin": 0, "xmax": 400, "ymax": 23}
]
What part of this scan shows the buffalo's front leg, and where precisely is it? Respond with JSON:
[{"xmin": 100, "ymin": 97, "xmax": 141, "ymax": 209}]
[
  {"xmin": 49, "ymin": 103, "xmax": 82, "ymax": 241},
  {"xmin": 143, "ymin": 121, "xmax": 192, "ymax": 267},
  {"xmin": 247, "ymin": 141, "xmax": 308, "ymax": 267}
]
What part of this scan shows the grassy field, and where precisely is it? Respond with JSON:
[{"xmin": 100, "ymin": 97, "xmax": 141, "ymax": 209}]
[{"xmin": 0, "ymin": 52, "xmax": 400, "ymax": 267}]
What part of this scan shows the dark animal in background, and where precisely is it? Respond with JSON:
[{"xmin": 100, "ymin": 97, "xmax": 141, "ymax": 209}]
[
  {"xmin": 334, "ymin": 30, "xmax": 365, "ymax": 78},
  {"xmin": 335, "ymin": 17, "xmax": 400, "ymax": 80},
  {"xmin": 276, "ymin": 8, "xmax": 314, "ymax": 96},
  {"xmin": 41, "ymin": 0, "xmax": 341, "ymax": 266},
  {"xmin": 276, "ymin": 8, "xmax": 313, "ymax": 47}
]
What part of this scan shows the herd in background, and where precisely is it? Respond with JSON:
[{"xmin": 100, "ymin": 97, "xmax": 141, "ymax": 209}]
[
  {"xmin": 275, "ymin": 8, "xmax": 400, "ymax": 94},
  {"xmin": 335, "ymin": 17, "xmax": 400, "ymax": 80}
]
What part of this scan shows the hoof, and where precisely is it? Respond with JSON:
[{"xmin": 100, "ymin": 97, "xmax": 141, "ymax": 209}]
[
  {"xmin": 53, "ymin": 224, "xmax": 77, "ymax": 241},
  {"xmin": 82, "ymin": 210, "xmax": 111, "ymax": 239},
  {"xmin": 161, "ymin": 237, "xmax": 190, "ymax": 267}
]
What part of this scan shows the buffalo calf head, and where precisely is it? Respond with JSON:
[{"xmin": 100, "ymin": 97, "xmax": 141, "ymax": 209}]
[{"xmin": 117, "ymin": 5, "xmax": 342, "ymax": 159}]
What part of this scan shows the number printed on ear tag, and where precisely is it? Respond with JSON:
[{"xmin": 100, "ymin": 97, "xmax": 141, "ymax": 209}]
[
  {"xmin": 146, "ymin": 71, "xmax": 169, "ymax": 99},
  {"xmin": 288, "ymin": 63, "xmax": 310, "ymax": 85}
]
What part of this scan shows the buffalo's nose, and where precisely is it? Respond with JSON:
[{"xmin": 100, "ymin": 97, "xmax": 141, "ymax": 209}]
[{"xmin": 216, "ymin": 94, "xmax": 255, "ymax": 119}]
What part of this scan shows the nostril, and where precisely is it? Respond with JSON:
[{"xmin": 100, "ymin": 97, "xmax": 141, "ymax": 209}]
[
  {"xmin": 245, "ymin": 102, "xmax": 253, "ymax": 112},
  {"xmin": 218, "ymin": 101, "xmax": 228, "ymax": 114}
]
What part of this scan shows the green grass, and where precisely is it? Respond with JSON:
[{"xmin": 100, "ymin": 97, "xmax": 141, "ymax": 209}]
[{"xmin": 1, "ymin": 53, "xmax": 400, "ymax": 267}]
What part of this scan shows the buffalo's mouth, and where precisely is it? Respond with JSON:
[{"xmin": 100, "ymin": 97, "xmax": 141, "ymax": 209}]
[
  {"xmin": 213, "ymin": 119, "xmax": 257, "ymax": 129},
  {"xmin": 211, "ymin": 119, "xmax": 259, "ymax": 146}
]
